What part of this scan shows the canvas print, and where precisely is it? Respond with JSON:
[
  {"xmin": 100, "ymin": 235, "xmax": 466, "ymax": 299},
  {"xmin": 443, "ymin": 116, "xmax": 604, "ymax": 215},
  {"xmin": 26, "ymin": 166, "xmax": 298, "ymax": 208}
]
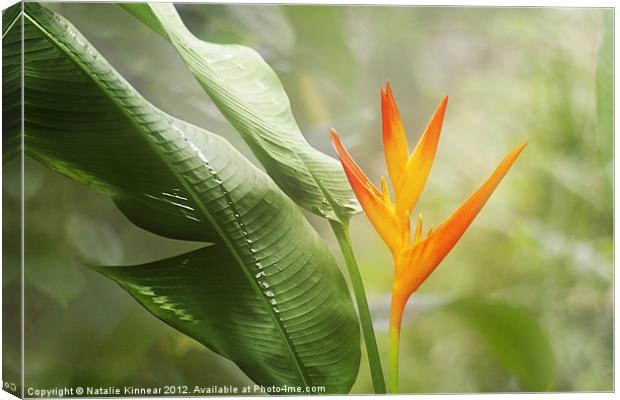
[{"xmin": 2, "ymin": 2, "xmax": 613, "ymax": 397}]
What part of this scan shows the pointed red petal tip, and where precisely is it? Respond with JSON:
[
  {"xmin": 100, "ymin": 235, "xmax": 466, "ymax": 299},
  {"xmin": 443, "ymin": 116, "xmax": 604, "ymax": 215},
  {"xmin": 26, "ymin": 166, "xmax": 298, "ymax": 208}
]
[
  {"xmin": 330, "ymin": 128, "xmax": 348, "ymax": 156},
  {"xmin": 329, "ymin": 128, "xmax": 339, "ymax": 146},
  {"xmin": 440, "ymin": 96, "xmax": 449, "ymax": 118},
  {"xmin": 435, "ymin": 96, "xmax": 449, "ymax": 121},
  {"xmin": 330, "ymin": 128, "xmax": 381, "ymax": 197},
  {"xmin": 385, "ymin": 83, "xmax": 396, "ymax": 111},
  {"xmin": 502, "ymin": 140, "xmax": 528, "ymax": 165},
  {"xmin": 330, "ymin": 128, "xmax": 344, "ymax": 164},
  {"xmin": 381, "ymin": 81, "xmax": 410, "ymax": 187},
  {"xmin": 381, "ymin": 82, "xmax": 394, "ymax": 103}
]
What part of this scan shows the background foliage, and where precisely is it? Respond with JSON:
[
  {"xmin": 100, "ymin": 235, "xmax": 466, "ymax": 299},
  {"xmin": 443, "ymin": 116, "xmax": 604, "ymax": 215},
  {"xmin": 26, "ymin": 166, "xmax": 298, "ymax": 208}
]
[{"xmin": 3, "ymin": 3, "xmax": 612, "ymax": 393}]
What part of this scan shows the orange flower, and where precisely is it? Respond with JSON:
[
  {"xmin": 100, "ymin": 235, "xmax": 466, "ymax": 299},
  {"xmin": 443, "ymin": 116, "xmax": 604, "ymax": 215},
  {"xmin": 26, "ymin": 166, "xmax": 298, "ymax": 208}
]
[{"xmin": 330, "ymin": 83, "xmax": 526, "ymax": 392}]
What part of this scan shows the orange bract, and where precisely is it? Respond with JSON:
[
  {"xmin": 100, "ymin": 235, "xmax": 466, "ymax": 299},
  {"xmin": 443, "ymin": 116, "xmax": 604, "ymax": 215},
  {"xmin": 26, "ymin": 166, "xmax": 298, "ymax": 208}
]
[
  {"xmin": 331, "ymin": 83, "xmax": 526, "ymax": 303},
  {"xmin": 331, "ymin": 130, "xmax": 408, "ymax": 255},
  {"xmin": 381, "ymin": 83, "xmax": 409, "ymax": 186}
]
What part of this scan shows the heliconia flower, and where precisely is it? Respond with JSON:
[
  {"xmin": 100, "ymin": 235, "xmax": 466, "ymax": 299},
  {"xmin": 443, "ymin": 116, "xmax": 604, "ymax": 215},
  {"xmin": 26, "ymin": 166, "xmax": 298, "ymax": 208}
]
[{"xmin": 330, "ymin": 83, "xmax": 526, "ymax": 393}]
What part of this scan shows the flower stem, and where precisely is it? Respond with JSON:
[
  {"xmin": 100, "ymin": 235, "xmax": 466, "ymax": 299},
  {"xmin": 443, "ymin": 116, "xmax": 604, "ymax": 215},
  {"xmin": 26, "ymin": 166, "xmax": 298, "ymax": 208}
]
[
  {"xmin": 329, "ymin": 220, "xmax": 387, "ymax": 394},
  {"xmin": 388, "ymin": 292, "xmax": 407, "ymax": 393}
]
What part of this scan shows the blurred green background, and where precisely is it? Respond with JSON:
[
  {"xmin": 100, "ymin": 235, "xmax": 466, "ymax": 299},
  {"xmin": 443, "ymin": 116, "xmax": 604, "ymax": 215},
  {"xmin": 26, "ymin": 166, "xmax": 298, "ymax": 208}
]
[{"xmin": 3, "ymin": 3, "xmax": 612, "ymax": 393}]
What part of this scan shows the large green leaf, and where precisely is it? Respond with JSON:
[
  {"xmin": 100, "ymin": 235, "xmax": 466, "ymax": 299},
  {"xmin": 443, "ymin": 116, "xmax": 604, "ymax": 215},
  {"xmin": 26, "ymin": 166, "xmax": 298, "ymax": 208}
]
[
  {"xmin": 443, "ymin": 298, "xmax": 555, "ymax": 391},
  {"xmin": 119, "ymin": 3, "xmax": 361, "ymax": 222},
  {"xmin": 11, "ymin": 3, "xmax": 360, "ymax": 391},
  {"xmin": 90, "ymin": 245, "xmax": 356, "ymax": 390}
]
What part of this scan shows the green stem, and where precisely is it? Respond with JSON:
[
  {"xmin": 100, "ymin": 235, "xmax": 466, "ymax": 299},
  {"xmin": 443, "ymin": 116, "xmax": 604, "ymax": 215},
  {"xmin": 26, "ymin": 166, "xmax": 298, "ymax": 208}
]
[
  {"xmin": 329, "ymin": 220, "xmax": 386, "ymax": 394},
  {"xmin": 388, "ymin": 327, "xmax": 399, "ymax": 393},
  {"xmin": 388, "ymin": 292, "xmax": 406, "ymax": 393}
]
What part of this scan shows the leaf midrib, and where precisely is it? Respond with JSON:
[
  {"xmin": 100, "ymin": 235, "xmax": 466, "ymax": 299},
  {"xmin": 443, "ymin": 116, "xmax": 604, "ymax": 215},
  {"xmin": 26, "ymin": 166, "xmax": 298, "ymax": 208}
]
[{"xmin": 22, "ymin": 8, "xmax": 311, "ymax": 386}]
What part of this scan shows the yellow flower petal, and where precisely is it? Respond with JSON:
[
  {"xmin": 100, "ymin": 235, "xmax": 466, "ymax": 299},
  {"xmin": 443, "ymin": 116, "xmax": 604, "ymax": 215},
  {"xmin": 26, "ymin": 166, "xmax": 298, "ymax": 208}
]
[
  {"xmin": 382, "ymin": 83, "xmax": 409, "ymax": 186},
  {"xmin": 413, "ymin": 213, "xmax": 423, "ymax": 245},
  {"xmin": 395, "ymin": 96, "xmax": 448, "ymax": 213}
]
